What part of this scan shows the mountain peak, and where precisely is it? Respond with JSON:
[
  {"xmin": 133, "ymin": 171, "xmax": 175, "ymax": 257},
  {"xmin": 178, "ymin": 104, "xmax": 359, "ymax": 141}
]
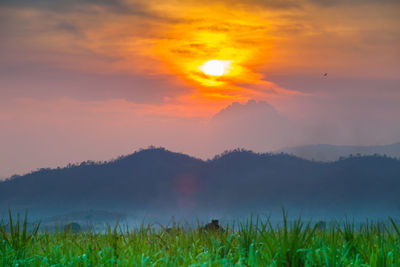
[{"xmin": 212, "ymin": 99, "xmax": 279, "ymax": 121}]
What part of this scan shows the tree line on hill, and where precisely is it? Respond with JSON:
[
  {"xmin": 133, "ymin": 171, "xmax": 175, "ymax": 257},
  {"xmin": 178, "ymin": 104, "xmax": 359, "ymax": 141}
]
[{"xmin": 1, "ymin": 147, "xmax": 400, "ymax": 214}]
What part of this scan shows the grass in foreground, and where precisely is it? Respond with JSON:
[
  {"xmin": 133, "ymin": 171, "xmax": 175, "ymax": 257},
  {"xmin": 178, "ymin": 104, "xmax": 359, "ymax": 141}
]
[{"xmin": 1, "ymin": 211, "xmax": 400, "ymax": 266}]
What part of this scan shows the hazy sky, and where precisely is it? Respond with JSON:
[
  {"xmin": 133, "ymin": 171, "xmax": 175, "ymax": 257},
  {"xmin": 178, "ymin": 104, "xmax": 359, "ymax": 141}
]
[{"xmin": 1, "ymin": 0, "xmax": 399, "ymax": 178}]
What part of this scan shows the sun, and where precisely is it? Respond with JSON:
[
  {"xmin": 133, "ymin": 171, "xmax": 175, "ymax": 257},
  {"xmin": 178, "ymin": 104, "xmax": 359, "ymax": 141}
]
[{"xmin": 200, "ymin": 60, "xmax": 231, "ymax": 76}]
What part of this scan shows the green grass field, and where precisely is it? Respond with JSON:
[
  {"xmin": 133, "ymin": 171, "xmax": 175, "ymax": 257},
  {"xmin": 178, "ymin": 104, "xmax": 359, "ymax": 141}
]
[{"xmin": 1, "ymin": 211, "xmax": 400, "ymax": 266}]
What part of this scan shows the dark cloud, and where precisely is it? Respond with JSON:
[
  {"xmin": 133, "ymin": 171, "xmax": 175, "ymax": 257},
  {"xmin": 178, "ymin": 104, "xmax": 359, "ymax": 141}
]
[
  {"xmin": 307, "ymin": 0, "xmax": 400, "ymax": 7},
  {"xmin": 55, "ymin": 22, "xmax": 81, "ymax": 35},
  {"xmin": 236, "ymin": 0, "xmax": 400, "ymax": 8},
  {"xmin": 0, "ymin": 0, "xmax": 160, "ymax": 19},
  {"xmin": 0, "ymin": 0, "xmax": 181, "ymax": 24},
  {"xmin": 1, "ymin": 0, "xmax": 122, "ymax": 12},
  {"xmin": 1, "ymin": 0, "xmax": 398, "ymax": 16},
  {"xmin": 0, "ymin": 0, "xmax": 302, "ymax": 15}
]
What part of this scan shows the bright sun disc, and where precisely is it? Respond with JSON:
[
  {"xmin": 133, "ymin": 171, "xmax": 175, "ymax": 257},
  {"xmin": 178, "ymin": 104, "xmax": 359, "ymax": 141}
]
[{"xmin": 200, "ymin": 60, "xmax": 231, "ymax": 76}]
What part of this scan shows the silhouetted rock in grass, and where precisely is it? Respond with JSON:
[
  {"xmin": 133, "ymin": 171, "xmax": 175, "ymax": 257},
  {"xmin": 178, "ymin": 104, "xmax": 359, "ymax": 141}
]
[
  {"xmin": 64, "ymin": 222, "xmax": 81, "ymax": 233},
  {"xmin": 202, "ymin": 219, "xmax": 224, "ymax": 232},
  {"xmin": 165, "ymin": 226, "xmax": 183, "ymax": 234},
  {"xmin": 315, "ymin": 221, "xmax": 326, "ymax": 230},
  {"xmin": 0, "ymin": 222, "xmax": 7, "ymax": 232}
]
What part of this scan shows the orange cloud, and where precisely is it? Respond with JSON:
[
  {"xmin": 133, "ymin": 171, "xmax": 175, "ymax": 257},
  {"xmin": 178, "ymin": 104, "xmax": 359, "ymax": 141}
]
[
  {"xmin": 50, "ymin": 3, "xmax": 300, "ymax": 116},
  {"xmin": 153, "ymin": 7, "xmax": 275, "ymax": 94}
]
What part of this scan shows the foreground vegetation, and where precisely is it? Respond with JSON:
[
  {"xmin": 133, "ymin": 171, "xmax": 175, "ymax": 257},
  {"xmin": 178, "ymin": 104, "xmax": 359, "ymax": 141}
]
[{"xmin": 1, "ymin": 212, "xmax": 400, "ymax": 266}]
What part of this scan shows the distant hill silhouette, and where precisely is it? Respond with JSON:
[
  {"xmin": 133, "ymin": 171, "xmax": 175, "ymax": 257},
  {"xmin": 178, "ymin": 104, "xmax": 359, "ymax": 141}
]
[
  {"xmin": 277, "ymin": 142, "xmax": 400, "ymax": 161},
  {"xmin": 1, "ymin": 147, "xmax": 400, "ymax": 214}
]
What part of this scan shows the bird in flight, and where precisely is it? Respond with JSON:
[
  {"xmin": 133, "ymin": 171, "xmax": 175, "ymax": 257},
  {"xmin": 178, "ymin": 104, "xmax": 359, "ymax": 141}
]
[{"xmin": 323, "ymin": 73, "xmax": 328, "ymax": 77}]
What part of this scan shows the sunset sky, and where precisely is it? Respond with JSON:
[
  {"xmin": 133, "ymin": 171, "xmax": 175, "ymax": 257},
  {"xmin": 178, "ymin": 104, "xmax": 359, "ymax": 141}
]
[{"xmin": 1, "ymin": 0, "xmax": 399, "ymax": 178}]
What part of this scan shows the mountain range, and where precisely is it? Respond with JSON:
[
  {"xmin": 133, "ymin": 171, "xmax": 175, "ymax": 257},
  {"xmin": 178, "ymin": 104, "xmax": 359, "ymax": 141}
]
[{"xmin": 1, "ymin": 147, "xmax": 400, "ymax": 216}]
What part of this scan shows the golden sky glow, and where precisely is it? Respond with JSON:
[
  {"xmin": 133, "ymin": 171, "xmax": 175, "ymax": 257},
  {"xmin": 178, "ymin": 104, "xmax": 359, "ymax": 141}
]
[{"xmin": 148, "ymin": 5, "xmax": 295, "ymax": 111}]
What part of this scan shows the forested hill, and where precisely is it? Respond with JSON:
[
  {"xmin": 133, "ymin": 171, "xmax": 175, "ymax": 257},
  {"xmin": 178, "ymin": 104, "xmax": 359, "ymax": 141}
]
[{"xmin": 1, "ymin": 148, "xmax": 400, "ymax": 212}]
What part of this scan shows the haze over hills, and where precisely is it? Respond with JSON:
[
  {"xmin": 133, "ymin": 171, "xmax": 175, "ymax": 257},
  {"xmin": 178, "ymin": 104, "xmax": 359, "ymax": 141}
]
[
  {"xmin": 1, "ymin": 147, "xmax": 400, "ymax": 218},
  {"xmin": 277, "ymin": 142, "xmax": 400, "ymax": 162},
  {"xmin": 209, "ymin": 100, "xmax": 293, "ymax": 152},
  {"xmin": 2, "ymin": 98, "xmax": 400, "ymax": 180}
]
